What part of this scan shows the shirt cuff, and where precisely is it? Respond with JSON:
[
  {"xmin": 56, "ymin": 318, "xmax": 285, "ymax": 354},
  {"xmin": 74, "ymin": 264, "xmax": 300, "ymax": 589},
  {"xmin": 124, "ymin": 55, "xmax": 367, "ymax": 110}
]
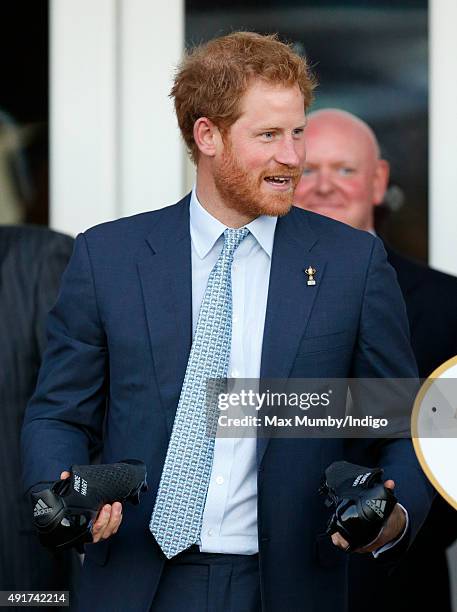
[{"xmin": 371, "ymin": 504, "xmax": 409, "ymax": 558}]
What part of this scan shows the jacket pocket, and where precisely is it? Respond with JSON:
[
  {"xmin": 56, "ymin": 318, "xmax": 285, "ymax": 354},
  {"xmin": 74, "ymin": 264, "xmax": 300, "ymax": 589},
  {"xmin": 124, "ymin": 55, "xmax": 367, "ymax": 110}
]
[{"xmin": 297, "ymin": 330, "xmax": 351, "ymax": 356}]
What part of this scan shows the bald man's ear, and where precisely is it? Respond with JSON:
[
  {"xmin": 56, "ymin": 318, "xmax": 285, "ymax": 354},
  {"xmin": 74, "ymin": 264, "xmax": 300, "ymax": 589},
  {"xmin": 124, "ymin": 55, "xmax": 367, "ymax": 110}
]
[
  {"xmin": 373, "ymin": 159, "xmax": 390, "ymax": 206},
  {"xmin": 193, "ymin": 117, "xmax": 222, "ymax": 158}
]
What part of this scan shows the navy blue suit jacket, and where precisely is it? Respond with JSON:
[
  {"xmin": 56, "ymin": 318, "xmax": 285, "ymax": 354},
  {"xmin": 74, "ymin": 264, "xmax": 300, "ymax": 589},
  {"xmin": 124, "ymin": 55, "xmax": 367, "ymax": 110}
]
[{"xmin": 21, "ymin": 196, "xmax": 433, "ymax": 612}]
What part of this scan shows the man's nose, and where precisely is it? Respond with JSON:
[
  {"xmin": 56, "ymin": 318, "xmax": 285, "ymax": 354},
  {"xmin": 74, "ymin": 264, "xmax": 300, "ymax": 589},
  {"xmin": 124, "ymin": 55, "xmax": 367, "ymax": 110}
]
[
  {"xmin": 316, "ymin": 170, "xmax": 334, "ymax": 194},
  {"xmin": 275, "ymin": 137, "xmax": 302, "ymax": 168}
]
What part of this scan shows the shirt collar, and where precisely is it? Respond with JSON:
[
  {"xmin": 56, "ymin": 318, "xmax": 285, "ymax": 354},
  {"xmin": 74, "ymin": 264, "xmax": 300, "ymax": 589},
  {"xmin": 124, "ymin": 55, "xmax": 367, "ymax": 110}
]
[{"xmin": 190, "ymin": 187, "xmax": 277, "ymax": 259}]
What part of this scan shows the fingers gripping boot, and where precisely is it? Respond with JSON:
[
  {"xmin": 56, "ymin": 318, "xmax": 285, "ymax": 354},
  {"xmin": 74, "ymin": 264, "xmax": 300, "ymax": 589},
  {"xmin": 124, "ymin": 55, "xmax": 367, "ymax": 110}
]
[
  {"xmin": 319, "ymin": 461, "xmax": 397, "ymax": 551},
  {"xmin": 31, "ymin": 459, "xmax": 148, "ymax": 551}
]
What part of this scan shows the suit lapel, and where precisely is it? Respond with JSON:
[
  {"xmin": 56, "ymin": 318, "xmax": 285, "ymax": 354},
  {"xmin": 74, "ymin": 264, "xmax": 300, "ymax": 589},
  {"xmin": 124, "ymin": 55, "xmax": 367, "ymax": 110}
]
[
  {"xmin": 137, "ymin": 201, "xmax": 325, "ymax": 457},
  {"xmin": 385, "ymin": 245, "xmax": 422, "ymax": 295},
  {"xmin": 137, "ymin": 196, "xmax": 192, "ymax": 436},
  {"xmin": 257, "ymin": 208, "xmax": 326, "ymax": 465}
]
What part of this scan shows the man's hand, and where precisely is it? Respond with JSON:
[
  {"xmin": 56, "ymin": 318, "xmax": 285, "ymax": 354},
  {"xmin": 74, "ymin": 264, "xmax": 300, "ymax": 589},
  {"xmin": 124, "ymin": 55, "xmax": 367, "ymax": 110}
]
[
  {"xmin": 331, "ymin": 479, "xmax": 406, "ymax": 553},
  {"xmin": 60, "ymin": 471, "xmax": 123, "ymax": 543}
]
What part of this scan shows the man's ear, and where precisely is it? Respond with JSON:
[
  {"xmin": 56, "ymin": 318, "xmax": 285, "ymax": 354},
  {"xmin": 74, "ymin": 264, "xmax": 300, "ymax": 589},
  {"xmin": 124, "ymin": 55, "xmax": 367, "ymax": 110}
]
[
  {"xmin": 193, "ymin": 117, "xmax": 222, "ymax": 158},
  {"xmin": 373, "ymin": 159, "xmax": 390, "ymax": 206}
]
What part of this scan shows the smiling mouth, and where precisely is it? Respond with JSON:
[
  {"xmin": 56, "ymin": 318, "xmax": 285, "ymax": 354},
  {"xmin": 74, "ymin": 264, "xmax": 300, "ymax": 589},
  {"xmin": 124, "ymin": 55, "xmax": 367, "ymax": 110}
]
[{"xmin": 264, "ymin": 176, "xmax": 293, "ymax": 186}]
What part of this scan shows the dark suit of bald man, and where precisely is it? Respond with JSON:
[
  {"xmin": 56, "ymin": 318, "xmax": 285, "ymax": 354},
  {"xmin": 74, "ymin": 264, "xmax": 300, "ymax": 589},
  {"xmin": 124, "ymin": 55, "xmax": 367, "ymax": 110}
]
[{"xmin": 349, "ymin": 247, "xmax": 457, "ymax": 612}]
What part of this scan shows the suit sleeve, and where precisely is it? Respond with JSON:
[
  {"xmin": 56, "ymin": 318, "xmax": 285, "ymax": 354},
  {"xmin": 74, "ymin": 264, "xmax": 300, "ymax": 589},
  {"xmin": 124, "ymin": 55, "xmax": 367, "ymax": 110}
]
[
  {"xmin": 348, "ymin": 237, "xmax": 435, "ymax": 559},
  {"xmin": 21, "ymin": 233, "xmax": 108, "ymax": 493}
]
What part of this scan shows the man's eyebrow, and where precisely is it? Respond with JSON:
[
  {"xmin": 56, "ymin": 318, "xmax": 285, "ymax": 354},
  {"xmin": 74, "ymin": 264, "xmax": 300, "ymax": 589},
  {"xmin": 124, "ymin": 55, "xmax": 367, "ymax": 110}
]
[
  {"xmin": 255, "ymin": 126, "xmax": 280, "ymax": 131},
  {"xmin": 254, "ymin": 123, "xmax": 307, "ymax": 131}
]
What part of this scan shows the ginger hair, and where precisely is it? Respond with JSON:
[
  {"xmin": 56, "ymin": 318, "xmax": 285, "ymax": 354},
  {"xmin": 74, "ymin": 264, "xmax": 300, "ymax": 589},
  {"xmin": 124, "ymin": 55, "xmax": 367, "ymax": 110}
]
[{"xmin": 171, "ymin": 31, "xmax": 316, "ymax": 163}]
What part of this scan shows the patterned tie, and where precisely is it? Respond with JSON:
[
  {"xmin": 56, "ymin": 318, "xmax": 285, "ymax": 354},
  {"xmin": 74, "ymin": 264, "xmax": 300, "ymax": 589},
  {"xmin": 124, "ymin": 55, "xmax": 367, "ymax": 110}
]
[{"xmin": 149, "ymin": 227, "xmax": 249, "ymax": 558}]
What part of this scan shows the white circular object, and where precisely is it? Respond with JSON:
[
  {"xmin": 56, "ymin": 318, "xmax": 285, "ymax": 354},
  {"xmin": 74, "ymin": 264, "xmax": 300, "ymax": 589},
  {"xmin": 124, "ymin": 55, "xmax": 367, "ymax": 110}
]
[{"xmin": 412, "ymin": 355, "xmax": 457, "ymax": 510}]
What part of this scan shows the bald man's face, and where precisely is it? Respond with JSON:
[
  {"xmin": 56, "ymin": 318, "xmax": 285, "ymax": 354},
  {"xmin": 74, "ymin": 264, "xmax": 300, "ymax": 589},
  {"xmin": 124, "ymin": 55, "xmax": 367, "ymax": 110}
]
[{"xmin": 293, "ymin": 116, "xmax": 389, "ymax": 231}]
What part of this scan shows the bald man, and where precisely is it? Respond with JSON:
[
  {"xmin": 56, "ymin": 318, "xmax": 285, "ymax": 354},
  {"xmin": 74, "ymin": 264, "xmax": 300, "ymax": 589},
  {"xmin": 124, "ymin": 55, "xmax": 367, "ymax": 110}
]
[
  {"xmin": 295, "ymin": 109, "xmax": 388, "ymax": 232},
  {"xmin": 294, "ymin": 108, "xmax": 457, "ymax": 612}
]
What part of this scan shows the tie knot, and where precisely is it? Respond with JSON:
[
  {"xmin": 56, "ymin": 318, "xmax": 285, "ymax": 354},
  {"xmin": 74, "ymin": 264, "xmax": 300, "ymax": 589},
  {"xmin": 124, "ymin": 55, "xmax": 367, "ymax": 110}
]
[{"xmin": 222, "ymin": 227, "xmax": 249, "ymax": 257}]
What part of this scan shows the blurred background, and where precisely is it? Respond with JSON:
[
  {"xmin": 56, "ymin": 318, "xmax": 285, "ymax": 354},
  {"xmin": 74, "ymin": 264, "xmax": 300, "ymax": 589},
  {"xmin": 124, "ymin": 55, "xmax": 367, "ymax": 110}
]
[
  {"xmin": 3, "ymin": 1, "xmax": 429, "ymax": 257},
  {"xmin": 1, "ymin": 3, "xmax": 49, "ymax": 226},
  {"xmin": 187, "ymin": 0, "xmax": 429, "ymax": 260}
]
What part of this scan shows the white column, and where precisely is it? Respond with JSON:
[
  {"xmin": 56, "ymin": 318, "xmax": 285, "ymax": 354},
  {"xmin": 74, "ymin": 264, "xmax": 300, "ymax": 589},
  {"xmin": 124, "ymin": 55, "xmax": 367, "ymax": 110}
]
[
  {"xmin": 50, "ymin": 0, "xmax": 185, "ymax": 236},
  {"xmin": 431, "ymin": 2, "xmax": 457, "ymax": 599},
  {"xmin": 430, "ymin": 3, "xmax": 457, "ymax": 605},
  {"xmin": 50, "ymin": 0, "xmax": 118, "ymax": 235},
  {"xmin": 429, "ymin": 0, "xmax": 457, "ymax": 275},
  {"xmin": 119, "ymin": 0, "xmax": 185, "ymax": 217}
]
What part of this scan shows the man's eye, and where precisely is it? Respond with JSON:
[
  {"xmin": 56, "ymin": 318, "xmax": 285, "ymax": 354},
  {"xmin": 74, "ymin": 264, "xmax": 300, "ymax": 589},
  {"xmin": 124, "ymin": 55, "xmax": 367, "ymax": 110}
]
[
  {"xmin": 262, "ymin": 132, "xmax": 274, "ymax": 139},
  {"xmin": 302, "ymin": 167, "xmax": 314, "ymax": 176},
  {"xmin": 338, "ymin": 167, "xmax": 355, "ymax": 175},
  {"xmin": 293, "ymin": 128, "xmax": 304, "ymax": 137}
]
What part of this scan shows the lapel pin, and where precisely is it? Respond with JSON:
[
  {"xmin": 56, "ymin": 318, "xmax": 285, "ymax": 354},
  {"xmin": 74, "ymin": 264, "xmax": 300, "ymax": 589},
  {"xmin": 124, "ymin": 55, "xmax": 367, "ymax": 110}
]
[{"xmin": 304, "ymin": 266, "xmax": 317, "ymax": 286}]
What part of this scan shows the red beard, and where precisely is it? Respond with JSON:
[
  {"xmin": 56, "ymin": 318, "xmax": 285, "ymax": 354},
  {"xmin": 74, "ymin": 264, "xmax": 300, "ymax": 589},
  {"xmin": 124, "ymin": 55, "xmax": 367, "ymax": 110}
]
[{"xmin": 213, "ymin": 139, "xmax": 302, "ymax": 218}]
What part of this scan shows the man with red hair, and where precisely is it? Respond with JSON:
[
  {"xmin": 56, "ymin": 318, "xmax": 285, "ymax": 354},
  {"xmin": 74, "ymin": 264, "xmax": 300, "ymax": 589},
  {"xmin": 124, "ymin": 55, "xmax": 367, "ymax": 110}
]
[{"xmin": 22, "ymin": 34, "xmax": 432, "ymax": 612}]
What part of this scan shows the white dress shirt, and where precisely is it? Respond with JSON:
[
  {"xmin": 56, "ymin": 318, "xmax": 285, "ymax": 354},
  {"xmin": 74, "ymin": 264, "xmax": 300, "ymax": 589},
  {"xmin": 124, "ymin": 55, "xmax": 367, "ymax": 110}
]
[
  {"xmin": 190, "ymin": 188, "xmax": 276, "ymax": 554},
  {"xmin": 189, "ymin": 189, "xmax": 407, "ymax": 556}
]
